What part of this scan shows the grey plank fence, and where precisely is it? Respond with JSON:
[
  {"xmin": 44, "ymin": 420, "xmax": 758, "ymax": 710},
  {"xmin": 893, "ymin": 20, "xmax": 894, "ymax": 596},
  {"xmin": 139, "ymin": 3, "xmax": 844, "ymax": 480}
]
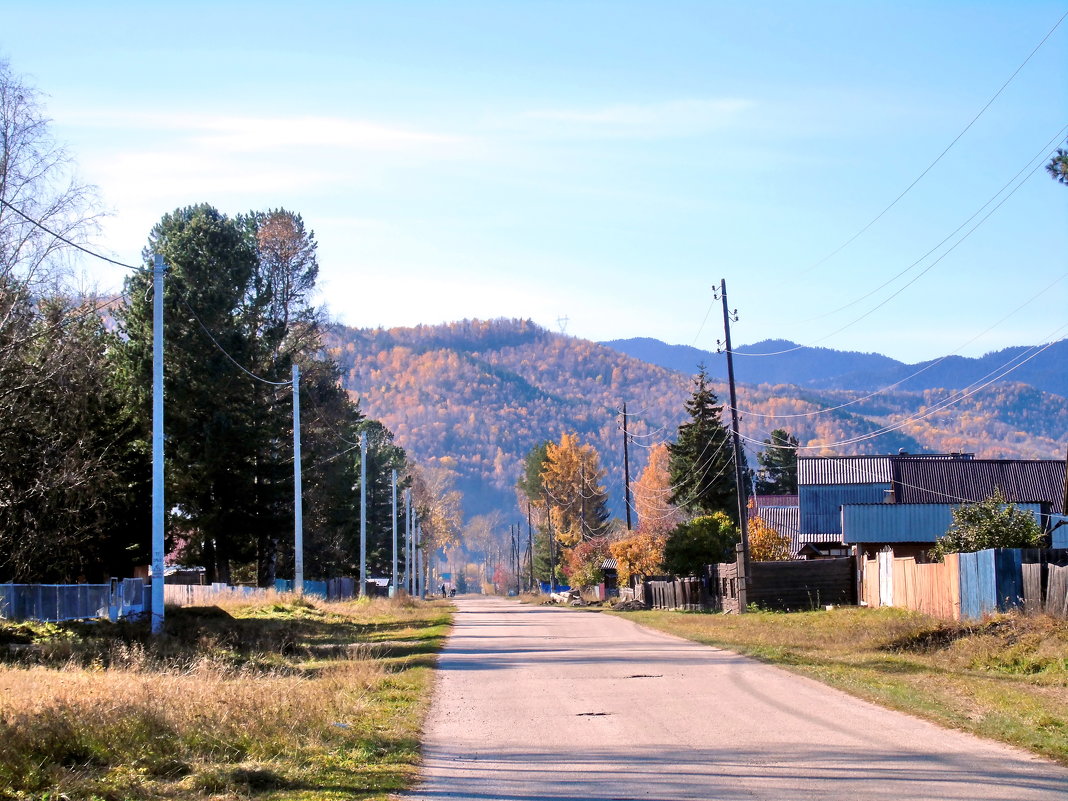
[
  {"xmin": 0, "ymin": 579, "xmax": 149, "ymax": 622},
  {"xmin": 643, "ymin": 552, "xmax": 856, "ymax": 614}
]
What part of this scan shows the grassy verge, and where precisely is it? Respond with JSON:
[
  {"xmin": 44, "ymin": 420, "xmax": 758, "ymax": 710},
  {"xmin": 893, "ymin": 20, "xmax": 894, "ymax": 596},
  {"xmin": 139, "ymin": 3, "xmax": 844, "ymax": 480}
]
[
  {"xmin": 609, "ymin": 606, "xmax": 1068, "ymax": 764},
  {"xmin": 0, "ymin": 594, "xmax": 452, "ymax": 800}
]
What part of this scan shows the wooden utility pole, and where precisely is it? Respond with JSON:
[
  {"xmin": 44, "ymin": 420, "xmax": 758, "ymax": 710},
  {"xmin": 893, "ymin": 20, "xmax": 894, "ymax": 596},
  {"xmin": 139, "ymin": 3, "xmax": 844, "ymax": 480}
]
[
  {"xmin": 719, "ymin": 278, "xmax": 751, "ymax": 581},
  {"xmin": 622, "ymin": 402, "xmax": 633, "ymax": 530}
]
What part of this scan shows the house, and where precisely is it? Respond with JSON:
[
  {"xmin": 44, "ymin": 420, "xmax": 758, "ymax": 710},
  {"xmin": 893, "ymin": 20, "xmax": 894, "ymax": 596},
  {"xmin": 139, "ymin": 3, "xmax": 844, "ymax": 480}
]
[
  {"xmin": 796, "ymin": 453, "xmax": 972, "ymax": 558},
  {"xmin": 799, "ymin": 454, "xmax": 1066, "ymax": 559},
  {"xmin": 749, "ymin": 495, "xmax": 832, "ymax": 559}
]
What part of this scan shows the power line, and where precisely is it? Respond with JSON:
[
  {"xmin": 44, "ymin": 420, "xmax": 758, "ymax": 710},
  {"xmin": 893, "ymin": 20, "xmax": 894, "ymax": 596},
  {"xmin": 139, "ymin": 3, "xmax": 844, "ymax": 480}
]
[
  {"xmin": 733, "ymin": 130, "xmax": 1066, "ymax": 358},
  {"xmin": 794, "ymin": 125, "xmax": 1068, "ymax": 327},
  {"xmin": 724, "ymin": 270, "xmax": 1068, "ymax": 421},
  {"xmin": 0, "ymin": 293, "xmax": 128, "ymax": 354},
  {"xmin": 0, "ymin": 197, "xmax": 141, "ymax": 271},
  {"xmin": 178, "ymin": 294, "xmax": 294, "ymax": 387},
  {"xmin": 796, "ymin": 9, "xmax": 1068, "ymax": 279},
  {"xmin": 737, "ymin": 325, "xmax": 1068, "ymax": 452}
]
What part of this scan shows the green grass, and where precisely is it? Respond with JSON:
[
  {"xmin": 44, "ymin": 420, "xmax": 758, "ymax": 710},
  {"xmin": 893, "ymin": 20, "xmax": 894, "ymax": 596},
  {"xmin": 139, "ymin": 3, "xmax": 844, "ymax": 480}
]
[
  {"xmin": 608, "ymin": 605, "xmax": 1068, "ymax": 764},
  {"xmin": 0, "ymin": 595, "xmax": 452, "ymax": 800}
]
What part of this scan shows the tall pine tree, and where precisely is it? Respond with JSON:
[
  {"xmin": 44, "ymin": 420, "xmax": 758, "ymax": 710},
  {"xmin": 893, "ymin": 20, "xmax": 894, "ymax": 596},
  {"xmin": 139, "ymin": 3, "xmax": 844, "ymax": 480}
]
[
  {"xmin": 755, "ymin": 428, "xmax": 799, "ymax": 495},
  {"xmin": 667, "ymin": 366, "xmax": 738, "ymax": 521}
]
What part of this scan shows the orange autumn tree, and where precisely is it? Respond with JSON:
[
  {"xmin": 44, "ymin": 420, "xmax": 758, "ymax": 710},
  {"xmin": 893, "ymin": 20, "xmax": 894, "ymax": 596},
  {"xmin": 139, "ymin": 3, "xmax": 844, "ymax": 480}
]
[
  {"xmin": 609, "ymin": 442, "xmax": 679, "ymax": 583},
  {"xmin": 747, "ymin": 514, "xmax": 791, "ymax": 561},
  {"xmin": 541, "ymin": 432, "xmax": 610, "ymax": 548},
  {"xmin": 632, "ymin": 442, "xmax": 684, "ymax": 535},
  {"xmin": 610, "ymin": 530, "xmax": 666, "ymax": 584}
]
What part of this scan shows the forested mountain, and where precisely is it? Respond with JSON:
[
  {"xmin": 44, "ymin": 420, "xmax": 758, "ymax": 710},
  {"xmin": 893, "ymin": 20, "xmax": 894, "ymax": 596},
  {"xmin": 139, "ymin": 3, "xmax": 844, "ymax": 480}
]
[
  {"xmin": 325, "ymin": 320, "xmax": 1067, "ymax": 521},
  {"xmin": 604, "ymin": 337, "xmax": 1068, "ymax": 397}
]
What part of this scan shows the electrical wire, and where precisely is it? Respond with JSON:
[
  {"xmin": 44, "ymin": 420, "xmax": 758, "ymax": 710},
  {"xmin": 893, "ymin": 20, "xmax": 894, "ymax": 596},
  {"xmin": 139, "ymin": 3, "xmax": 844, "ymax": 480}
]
[
  {"xmin": 179, "ymin": 294, "xmax": 294, "ymax": 387},
  {"xmin": 736, "ymin": 324, "xmax": 1068, "ymax": 452},
  {"xmin": 0, "ymin": 292, "xmax": 129, "ymax": 354},
  {"xmin": 722, "ymin": 269, "xmax": 1068, "ymax": 421},
  {"xmin": 0, "ymin": 197, "xmax": 142, "ymax": 271},
  {"xmin": 795, "ymin": 9, "xmax": 1068, "ymax": 279},
  {"xmin": 732, "ymin": 134, "xmax": 1065, "ymax": 358},
  {"xmin": 795, "ymin": 125, "xmax": 1068, "ymax": 326}
]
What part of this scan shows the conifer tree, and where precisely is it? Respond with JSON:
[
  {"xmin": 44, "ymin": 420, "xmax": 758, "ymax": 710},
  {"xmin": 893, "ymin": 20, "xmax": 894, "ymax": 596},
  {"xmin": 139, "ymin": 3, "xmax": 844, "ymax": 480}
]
[
  {"xmin": 756, "ymin": 428, "xmax": 799, "ymax": 495},
  {"xmin": 667, "ymin": 366, "xmax": 738, "ymax": 521}
]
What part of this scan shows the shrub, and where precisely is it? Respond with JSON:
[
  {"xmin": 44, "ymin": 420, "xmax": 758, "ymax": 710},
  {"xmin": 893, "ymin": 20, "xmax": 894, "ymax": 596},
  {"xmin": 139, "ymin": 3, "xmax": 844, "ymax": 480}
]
[{"xmin": 931, "ymin": 488, "xmax": 1044, "ymax": 560}]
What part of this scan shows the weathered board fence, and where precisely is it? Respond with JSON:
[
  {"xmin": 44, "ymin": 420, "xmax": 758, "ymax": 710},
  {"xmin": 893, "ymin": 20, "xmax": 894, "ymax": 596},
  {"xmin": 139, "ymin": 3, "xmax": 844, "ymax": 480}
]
[
  {"xmin": 644, "ymin": 550, "xmax": 856, "ymax": 613},
  {"xmin": 646, "ymin": 577, "xmax": 706, "ymax": 610},
  {"xmin": 861, "ymin": 548, "xmax": 1068, "ymax": 620},
  {"xmin": 1, "ymin": 579, "xmax": 150, "ymax": 622}
]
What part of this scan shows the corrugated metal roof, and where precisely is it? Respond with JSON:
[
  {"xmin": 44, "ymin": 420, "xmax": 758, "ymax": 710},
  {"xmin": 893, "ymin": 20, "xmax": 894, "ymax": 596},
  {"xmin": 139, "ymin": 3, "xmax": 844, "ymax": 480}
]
[
  {"xmin": 798, "ymin": 453, "xmax": 973, "ymax": 487},
  {"xmin": 600, "ymin": 557, "xmax": 617, "ymax": 571},
  {"xmin": 842, "ymin": 502, "xmax": 1044, "ymax": 544},
  {"xmin": 756, "ymin": 506, "xmax": 799, "ymax": 537},
  {"xmin": 753, "ymin": 494, "xmax": 798, "ymax": 507},
  {"xmin": 799, "ymin": 484, "xmax": 890, "ymax": 535},
  {"xmin": 891, "ymin": 459, "xmax": 1066, "ymax": 511},
  {"xmin": 798, "ymin": 456, "xmax": 892, "ymax": 486}
]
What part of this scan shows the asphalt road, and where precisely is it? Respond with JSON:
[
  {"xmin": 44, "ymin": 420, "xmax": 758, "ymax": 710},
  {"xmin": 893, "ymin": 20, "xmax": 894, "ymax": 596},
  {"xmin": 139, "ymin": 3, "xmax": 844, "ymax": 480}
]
[{"xmin": 404, "ymin": 596, "xmax": 1067, "ymax": 801}]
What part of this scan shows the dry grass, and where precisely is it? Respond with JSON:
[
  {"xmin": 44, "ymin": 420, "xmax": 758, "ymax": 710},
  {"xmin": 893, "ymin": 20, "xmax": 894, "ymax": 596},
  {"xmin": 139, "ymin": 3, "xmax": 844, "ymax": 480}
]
[
  {"xmin": 610, "ymin": 606, "xmax": 1068, "ymax": 764},
  {"xmin": 0, "ymin": 595, "xmax": 451, "ymax": 800}
]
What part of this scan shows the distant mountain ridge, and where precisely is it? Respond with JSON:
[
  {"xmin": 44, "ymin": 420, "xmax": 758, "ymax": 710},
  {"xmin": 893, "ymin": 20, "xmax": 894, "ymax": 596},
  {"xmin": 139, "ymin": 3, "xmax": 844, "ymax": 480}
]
[
  {"xmin": 602, "ymin": 337, "xmax": 1068, "ymax": 398},
  {"xmin": 324, "ymin": 320, "xmax": 1067, "ymax": 522}
]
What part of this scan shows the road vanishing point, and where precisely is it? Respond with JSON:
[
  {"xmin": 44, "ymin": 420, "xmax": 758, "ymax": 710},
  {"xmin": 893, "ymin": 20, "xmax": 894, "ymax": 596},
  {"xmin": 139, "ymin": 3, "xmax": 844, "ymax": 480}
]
[{"xmin": 405, "ymin": 596, "xmax": 1067, "ymax": 801}]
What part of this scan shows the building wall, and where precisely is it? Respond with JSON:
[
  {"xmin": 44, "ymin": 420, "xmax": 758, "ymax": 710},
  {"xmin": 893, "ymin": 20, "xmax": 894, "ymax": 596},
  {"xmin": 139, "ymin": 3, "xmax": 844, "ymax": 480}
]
[{"xmin": 799, "ymin": 484, "xmax": 889, "ymax": 535}]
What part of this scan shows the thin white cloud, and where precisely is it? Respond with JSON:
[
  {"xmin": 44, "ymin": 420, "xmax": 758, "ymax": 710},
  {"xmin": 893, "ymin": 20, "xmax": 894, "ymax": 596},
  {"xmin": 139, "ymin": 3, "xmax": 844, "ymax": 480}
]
[
  {"xmin": 64, "ymin": 110, "xmax": 467, "ymax": 153},
  {"xmin": 519, "ymin": 98, "xmax": 755, "ymax": 138}
]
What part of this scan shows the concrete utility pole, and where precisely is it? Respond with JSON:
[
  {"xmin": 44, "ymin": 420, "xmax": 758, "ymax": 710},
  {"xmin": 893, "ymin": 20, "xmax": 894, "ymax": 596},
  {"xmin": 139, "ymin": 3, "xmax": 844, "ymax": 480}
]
[
  {"xmin": 718, "ymin": 278, "xmax": 751, "ymax": 580},
  {"xmin": 405, "ymin": 491, "xmax": 412, "ymax": 594},
  {"xmin": 622, "ymin": 401, "xmax": 633, "ymax": 530},
  {"xmin": 527, "ymin": 502, "xmax": 535, "ymax": 591},
  {"xmin": 292, "ymin": 363, "xmax": 304, "ymax": 594},
  {"xmin": 151, "ymin": 254, "xmax": 166, "ymax": 635},
  {"xmin": 359, "ymin": 429, "xmax": 368, "ymax": 597},
  {"xmin": 544, "ymin": 489, "xmax": 557, "ymax": 593},
  {"xmin": 391, "ymin": 468, "xmax": 398, "ymax": 596},
  {"xmin": 416, "ymin": 522, "xmax": 423, "ymax": 598}
]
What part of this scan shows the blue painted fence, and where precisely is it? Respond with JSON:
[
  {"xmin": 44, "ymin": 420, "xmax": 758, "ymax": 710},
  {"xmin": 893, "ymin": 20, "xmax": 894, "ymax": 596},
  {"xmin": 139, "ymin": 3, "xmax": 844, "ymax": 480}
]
[
  {"xmin": 274, "ymin": 577, "xmax": 357, "ymax": 600},
  {"xmin": 956, "ymin": 548, "xmax": 1061, "ymax": 620}
]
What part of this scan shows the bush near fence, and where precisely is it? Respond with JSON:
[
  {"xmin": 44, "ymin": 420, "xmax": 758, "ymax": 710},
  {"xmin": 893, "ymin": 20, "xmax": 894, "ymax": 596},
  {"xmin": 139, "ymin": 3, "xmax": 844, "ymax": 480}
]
[{"xmin": 861, "ymin": 548, "xmax": 1068, "ymax": 620}]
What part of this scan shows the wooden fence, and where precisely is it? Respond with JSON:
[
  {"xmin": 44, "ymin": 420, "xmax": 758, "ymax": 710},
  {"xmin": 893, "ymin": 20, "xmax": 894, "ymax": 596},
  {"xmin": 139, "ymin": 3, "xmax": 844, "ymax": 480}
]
[
  {"xmin": 647, "ymin": 577, "xmax": 706, "ymax": 611},
  {"xmin": 861, "ymin": 548, "xmax": 1068, "ymax": 621},
  {"xmin": 644, "ymin": 550, "xmax": 856, "ymax": 613}
]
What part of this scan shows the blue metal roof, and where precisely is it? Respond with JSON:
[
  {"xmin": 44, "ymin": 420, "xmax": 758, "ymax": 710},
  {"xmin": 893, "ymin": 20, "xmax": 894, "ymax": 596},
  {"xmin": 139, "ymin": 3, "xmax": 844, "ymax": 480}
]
[
  {"xmin": 842, "ymin": 502, "xmax": 1044, "ymax": 544},
  {"xmin": 799, "ymin": 484, "xmax": 890, "ymax": 535}
]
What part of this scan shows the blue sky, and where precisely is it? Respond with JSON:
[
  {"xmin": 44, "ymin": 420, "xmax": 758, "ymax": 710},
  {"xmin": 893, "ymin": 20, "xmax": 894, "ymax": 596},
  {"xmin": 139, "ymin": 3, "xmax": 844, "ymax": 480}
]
[{"xmin": 4, "ymin": 1, "xmax": 1066, "ymax": 363}]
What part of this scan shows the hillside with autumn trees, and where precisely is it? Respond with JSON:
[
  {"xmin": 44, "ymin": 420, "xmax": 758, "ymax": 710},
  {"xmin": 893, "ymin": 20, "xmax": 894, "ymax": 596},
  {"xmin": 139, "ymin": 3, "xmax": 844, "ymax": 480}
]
[{"xmin": 323, "ymin": 319, "xmax": 1068, "ymax": 520}]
